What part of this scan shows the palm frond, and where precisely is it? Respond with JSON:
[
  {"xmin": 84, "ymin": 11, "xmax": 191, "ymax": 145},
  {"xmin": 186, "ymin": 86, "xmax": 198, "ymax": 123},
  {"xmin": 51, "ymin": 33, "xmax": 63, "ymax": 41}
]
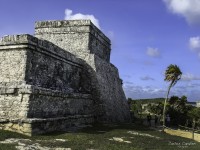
[{"xmin": 164, "ymin": 64, "xmax": 182, "ymax": 86}]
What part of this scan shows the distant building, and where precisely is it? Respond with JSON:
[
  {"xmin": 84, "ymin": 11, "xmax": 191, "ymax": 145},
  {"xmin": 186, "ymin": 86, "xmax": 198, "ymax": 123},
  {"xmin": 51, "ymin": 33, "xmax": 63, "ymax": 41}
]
[
  {"xmin": 141, "ymin": 103, "xmax": 149, "ymax": 110},
  {"xmin": 141, "ymin": 103, "xmax": 159, "ymax": 114},
  {"xmin": 196, "ymin": 101, "xmax": 200, "ymax": 107}
]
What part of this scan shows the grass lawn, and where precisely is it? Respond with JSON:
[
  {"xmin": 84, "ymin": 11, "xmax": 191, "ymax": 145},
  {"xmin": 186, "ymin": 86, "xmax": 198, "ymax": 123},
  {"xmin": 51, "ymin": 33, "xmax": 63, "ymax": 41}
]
[{"xmin": 0, "ymin": 123, "xmax": 200, "ymax": 150}]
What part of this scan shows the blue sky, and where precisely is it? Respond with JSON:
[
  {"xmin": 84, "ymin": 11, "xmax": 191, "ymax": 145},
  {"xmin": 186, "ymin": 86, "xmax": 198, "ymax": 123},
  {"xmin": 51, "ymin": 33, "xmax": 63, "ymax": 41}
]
[{"xmin": 0, "ymin": 0, "xmax": 200, "ymax": 101}]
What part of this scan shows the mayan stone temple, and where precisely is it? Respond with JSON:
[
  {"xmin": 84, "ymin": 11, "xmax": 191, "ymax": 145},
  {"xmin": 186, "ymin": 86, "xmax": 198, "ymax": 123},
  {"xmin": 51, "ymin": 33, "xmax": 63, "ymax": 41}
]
[{"xmin": 0, "ymin": 20, "xmax": 130, "ymax": 135}]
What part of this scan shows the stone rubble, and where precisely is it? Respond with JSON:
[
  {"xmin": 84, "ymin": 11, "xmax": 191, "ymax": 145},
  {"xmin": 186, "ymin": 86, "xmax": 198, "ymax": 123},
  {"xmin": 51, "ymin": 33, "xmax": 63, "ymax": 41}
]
[
  {"xmin": 0, "ymin": 138, "xmax": 71, "ymax": 150},
  {"xmin": 109, "ymin": 137, "xmax": 132, "ymax": 143},
  {"xmin": 127, "ymin": 131, "xmax": 161, "ymax": 139}
]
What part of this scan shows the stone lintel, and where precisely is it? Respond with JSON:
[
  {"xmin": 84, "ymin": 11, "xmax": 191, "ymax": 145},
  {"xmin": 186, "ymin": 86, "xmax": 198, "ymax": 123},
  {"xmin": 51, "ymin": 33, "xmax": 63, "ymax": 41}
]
[
  {"xmin": 2, "ymin": 115, "xmax": 94, "ymax": 123},
  {"xmin": 0, "ymin": 84, "xmax": 92, "ymax": 99}
]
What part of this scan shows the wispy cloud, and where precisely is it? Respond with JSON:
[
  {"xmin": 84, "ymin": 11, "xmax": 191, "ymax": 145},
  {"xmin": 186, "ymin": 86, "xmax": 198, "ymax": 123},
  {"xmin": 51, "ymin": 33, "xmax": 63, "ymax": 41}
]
[
  {"xmin": 123, "ymin": 82, "xmax": 200, "ymax": 101},
  {"xmin": 189, "ymin": 36, "xmax": 200, "ymax": 58},
  {"xmin": 124, "ymin": 81, "xmax": 134, "ymax": 85},
  {"xmin": 146, "ymin": 47, "xmax": 161, "ymax": 58},
  {"xmin": 64, "ymin": 9, "xmax": 100, "ymax": 29},
  {"xmin": 123, "ymin": 84, "xmax": 165, "ymax": 99},
  {"xmin": 173, "ymin": 84, "xmax": 200, "ymax": 100},
  {"xmin": 140, "ymin": 75, "xmax": 155, "ymax": 81},
  {"xmin": 181, "ymin": 73, "xmax": 200, "ymax": 81},
  {"xmin": 163, "ymin": 0, "xmax": 200, "ymax": 26},
  {"xmin": 186, "ymin": 83, "xmax": 200, "ymax": 88}
]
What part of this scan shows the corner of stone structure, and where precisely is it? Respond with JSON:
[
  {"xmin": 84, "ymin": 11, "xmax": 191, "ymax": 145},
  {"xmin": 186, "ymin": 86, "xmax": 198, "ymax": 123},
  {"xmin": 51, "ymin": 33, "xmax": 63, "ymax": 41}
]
[{"xmin": 0, "ymin": 119, "xmax": 32, "ymax": 136}]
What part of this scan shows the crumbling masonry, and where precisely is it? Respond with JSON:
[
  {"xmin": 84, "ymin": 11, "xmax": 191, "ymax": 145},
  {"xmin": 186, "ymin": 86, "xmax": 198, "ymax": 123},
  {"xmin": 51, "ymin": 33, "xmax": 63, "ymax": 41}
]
[{"xmin": 0, "ymin": 20, "xmax": 130, "ymax": 135}]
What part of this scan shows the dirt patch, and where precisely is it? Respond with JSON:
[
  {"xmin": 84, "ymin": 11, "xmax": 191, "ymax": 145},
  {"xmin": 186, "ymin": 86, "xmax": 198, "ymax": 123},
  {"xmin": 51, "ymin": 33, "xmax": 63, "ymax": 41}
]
[{"xmin": 165, "ymin": 128, "xmax": 200, "ymax": 142}]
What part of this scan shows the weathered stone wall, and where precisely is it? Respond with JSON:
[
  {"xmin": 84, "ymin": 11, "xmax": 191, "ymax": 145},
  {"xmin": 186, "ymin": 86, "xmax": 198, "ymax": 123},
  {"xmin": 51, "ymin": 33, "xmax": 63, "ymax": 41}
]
[
  {"xmin": 27, "ymin": 88, "xmax": 94, "ymax": 118},
  {"xmin": 0, "ymin": 115, "xmax": 94, "ymax": 136},
  {"xmin": 0, "ymin": 34, "xmax": 94, "ymax": 135},
  {"xmin": 25, "ymin": 46, "xmax": 82, "ymax": 93},
  {"xmin": 93, "ymin": 56, "xmax": 131, "ymax": 122},
  {"xmin": 0, "ymin": 86, "xmax": 94, "ymax": 136},
  {"xmin": 0, "ymin": 34, "xmax": 89, "ymax": 93},
  {"xmin": 35, "ymin": 20, "xmax": 130, "ymax": 122},
  {"xmin": 0, "ymin": 86, "xmax": 94, "ymax": 119},
  {"xmin": 0, "ymin": 49, "xmax": 27, "ymax": 83},
  {"xmin": 0, "ymin": 93, "xmax": 29, "ymax": 119}
]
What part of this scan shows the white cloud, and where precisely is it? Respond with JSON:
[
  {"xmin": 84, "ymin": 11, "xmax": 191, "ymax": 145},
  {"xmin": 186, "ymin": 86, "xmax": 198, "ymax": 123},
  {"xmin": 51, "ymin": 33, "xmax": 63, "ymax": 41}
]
[
  {"xmin": 189, "ymin": 36, "xmax": 200, "ymax": 50},
  {"xmin": 146, "ymin": 47, "xmax": 161, "ymax": 58},
  {"xmin": 181, "ymin": 73, "xmax": 200, "ymax": 81},
  {"xmin": 163, "ymin": 0, "xmax": 200, "ymax": 25},
  {"xmin": 189, "ymin": 36, "xmax": 200, "ymax": 57},
  {"xmin": 65, "ymin": 9, "xmax": 100, "ymax": 29}
]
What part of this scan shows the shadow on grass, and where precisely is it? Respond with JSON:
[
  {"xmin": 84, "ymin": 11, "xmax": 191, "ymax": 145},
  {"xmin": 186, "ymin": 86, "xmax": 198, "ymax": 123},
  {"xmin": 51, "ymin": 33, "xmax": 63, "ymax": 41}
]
[
  {"xmin": 1, "ymin": 123, "xmax": 200, "ymax": 150},
  {"xmin": 0, "ymin": 130, "xmax": 28, "ymax": 141},
  {"xmin": 81, "ymin": 123, "xmax": 152, "ymax": 133},
  {"xmin": 38, "ymin": 122, "xmax": 152, "ymax": 137}
]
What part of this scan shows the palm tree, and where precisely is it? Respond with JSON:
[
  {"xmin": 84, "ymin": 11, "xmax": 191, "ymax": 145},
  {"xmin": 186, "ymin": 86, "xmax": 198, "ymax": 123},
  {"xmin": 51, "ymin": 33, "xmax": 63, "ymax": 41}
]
[{"xmin": 162, "ymin": 64, "xmax": 182, "ymax": 131}]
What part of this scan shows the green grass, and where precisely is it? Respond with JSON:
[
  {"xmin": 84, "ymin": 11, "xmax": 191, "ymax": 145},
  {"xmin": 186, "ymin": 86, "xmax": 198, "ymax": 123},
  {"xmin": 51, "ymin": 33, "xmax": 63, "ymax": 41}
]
[{"xmin": 0, "ymin": 123, "xmax": 200, "ymax": 150}]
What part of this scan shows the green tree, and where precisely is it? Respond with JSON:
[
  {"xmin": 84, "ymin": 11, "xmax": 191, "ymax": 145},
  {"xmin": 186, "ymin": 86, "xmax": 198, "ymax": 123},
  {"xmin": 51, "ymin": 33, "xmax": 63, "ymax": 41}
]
[
  {"xmin": 167, "ymin": 95, "xmax": 188, "ymax": 125},
  {"xmin": 162, "ymin": 64, "xmax": 182, "ymax": 130},
  {"xmin": 157, "ymin": 102, "xmax": 164, "ymax": 115},
  {"xmin": 148, "ymin": 102, "xmax": 163, "ymax": 115},
  {"xmin": 168, "ymin": 96, "xmax": 179, "ymax": 106},
  {"xmin": 188, "ymin": 107, "xmax": 200, "ymax": 129},
  {"xmin": 179, "ymin": 95, "xmax": 187, "ymax": 108}
]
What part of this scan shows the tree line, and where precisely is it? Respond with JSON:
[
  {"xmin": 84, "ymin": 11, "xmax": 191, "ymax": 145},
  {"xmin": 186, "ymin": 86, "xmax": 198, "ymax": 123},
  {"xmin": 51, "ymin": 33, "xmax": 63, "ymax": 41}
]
[{"xmin": 128, "ymin": 64, "xmax": 200, "ymax": 130}]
